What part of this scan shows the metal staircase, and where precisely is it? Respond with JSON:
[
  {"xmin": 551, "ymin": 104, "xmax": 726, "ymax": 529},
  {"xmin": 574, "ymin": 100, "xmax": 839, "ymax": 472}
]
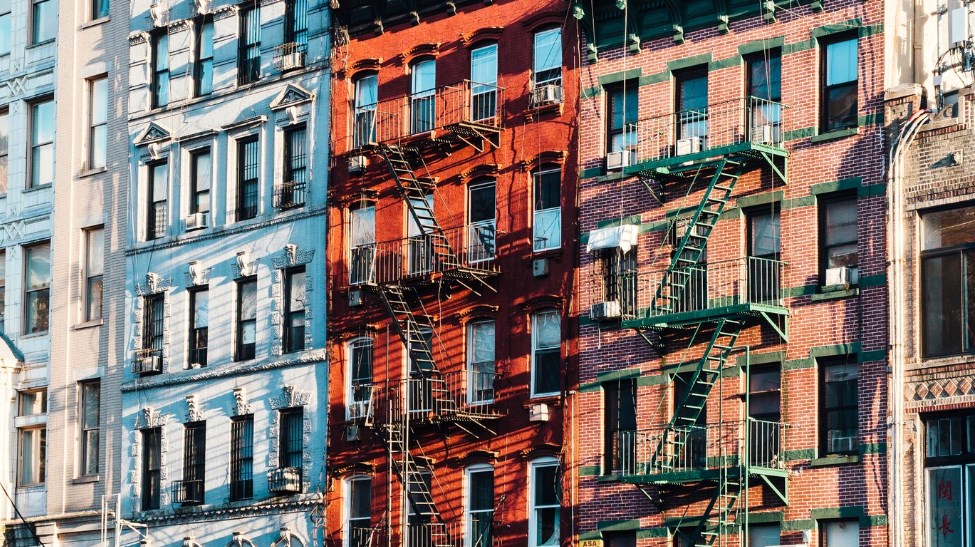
[{"xmin": 694, "ymin": 466, "xmax": 743, "ymax": 547}]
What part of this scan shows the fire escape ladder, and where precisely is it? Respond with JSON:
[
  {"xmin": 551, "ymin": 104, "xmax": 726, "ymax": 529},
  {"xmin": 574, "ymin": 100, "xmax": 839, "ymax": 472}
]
[
  {"xmin": 652, "ymin": 318, "xmax": 743, "ymax": 471},
  {"xmin": 649, "ymin": 159, "xmax": 743, "ymax": 317},
  {"xmin": 692, "ymin": 466, "xmax": 744, "ymax": 547}
]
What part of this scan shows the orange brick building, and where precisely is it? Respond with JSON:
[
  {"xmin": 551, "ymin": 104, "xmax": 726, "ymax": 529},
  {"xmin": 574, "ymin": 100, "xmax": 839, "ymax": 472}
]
[{"xmin": 324, "ymin": 2, "xmax": 579, "ymax": 546}]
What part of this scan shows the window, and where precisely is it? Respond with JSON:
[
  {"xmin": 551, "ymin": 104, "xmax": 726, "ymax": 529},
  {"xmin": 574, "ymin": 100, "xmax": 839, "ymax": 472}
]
[
  {"xmin": 281, "ymin": 125, "xmax": 307, "ymax": 208},
  {"xmin": 410, "ymin": 60, "xmax": 436, "ymax": 134},
  {"xmin": 91, "ymin": 0, "xmax": 108, "ymax": 20},
  {"xmin": 0, "ymin": 109, "xmax": 8, "ymax": 194},
  {"xmin": 284, "ymin": 0, "xmax": 307, "ymax": 48},
  {"xmin": 466, "ymin": 320, "xmax": 495, "ymax": 404},
  {"xmin": 531, "ymin": 309, "xmax": 561, "ymax": 397},
  {"xmin": 533, "ymin": 168, "xmax": 561, "ymax": 251},
  {"xmin": 349, "ymin": 204, "xmax": 376, "ymax": 284},
  {"xmin": 230, "ymin": 415, "xmax": 254, "ymax": 501},
  {"xmin": 821, "ymin": 36, "xmax": 858, "ymax": 133},
  {"xmin": 470, "ymin": 43, "xmax": 498, "ymax": 123},
  {"xmin": 194, "ymin": 19, "xmax": 214, "ymax": 97},
  {"xmin": 141, "ymin": 293, "xmax": 164, "ymax": 364},
  {"xmin": 151, "ymin": 32, "xmax": 169, "ymax": 108},
  {"xmin": 407, "ymin": 194, "xmax": 435, "ymax": 275},
  {"xmin": 188, "ymin": 287, "xmax": 208, "ymax": 366},
  {"xmin": 674, "ymin": 371, "xmax": 707, "ymax": 469},
  {"xmin": 353, "ymin": 75, "xmax": 378, "ymax": 148},
  {"xmin": 85, "ymin": 227, "xmax": 104, "ymax": 321},
  {"xmin": 31, "ymin": 0, "xmax": 55, "ymax": 44},
  {"xmin": 465, "ymin": 465, "xmax": 494, "ymax": 547},
  {"xmin": 147, "ymin": 161, "xmax": 168, "ymax": 240},
  {"xmin": 819, "ymin": 520, "xmax": 859, "ymax": 547},
  {"xmin": 348, "ymin": 338, "xmax": 373, "ymax": 419},
  {"xmin": 606, "ymin": 84, "xmax": 638, "ymax": 161},
  {"xmin": 283, "ymin": 267, "xmax": 306, "ymax": 353},
  {"xmin": 279, "ymin": 408, "xmax": 302, "ymax": 470},
  {"xmin": 141, "ymin": 427, "xmax": 161, "ymax": 510},
  {"xmin": 29, "ymin": 98, "xmax": 54, "ymax": 188},
  {"xmin": 604, "ymin": 379, "xmax": 636, "ymax": 474},
  {"xmin": 749, "ymin": 365, "xmax": 781, "ymax": 466},
  {"xmin": 347, "ymin": 476, "xmax": 372, "ymax": 547},
  {"xmin": 533, "ymin": 28, "xmax": 562, "ymax": 89},
  {"xmin": 676, "ymin": 67, "xmax": 708, "ymax": 142},
  {"xmin": 189, "ymin": 148, "xmax": 211, "ymax": 215},
  {"xmin": 24, "ymin": 243, "xmax": 50, "ymax": 333},
  {"xmin": 529, "ymin": 458, "xmax": 560, "ymax": 547},
  {"xmin": 236, "ymin": 277, "xmax": 257, "ymax": 361},
  {"xmin": 747, "ymin": 207, "xmax": 781, "ymax": 303},
  {"xmin": 0, "ymin": 2, "xmax": 11, "ymax": 55},
  {"xmin": 919, "ymin": 206, "xmax": 975, "ymax": 357},
  {"xmin": 467, "ymin": 181, "xmax": 496, "ymax": 263},
  {"xmin": 238, "ymin": 7, "xmax": 261, "ymax": 85},
  {"xmin": 748, "ymin": 524, "xmax": 781, "ymax": 547},
  {"xmin": 820, "ymin": 357, "xmax": 858, "ymax": 455},
  {"xmin": 819, "ymin": 193, "xmax": 858, "ymax": 283},
  {"xmin": 924, "ymin": 412, "xmax": 975, "ymax": 547},
  {"xmin": 17, "ymin": 390, "xmax": 46, "ymax": 487},
  {"xmin": 407, "ymin": 328, "xmax": 434, "ymax": 413},
  {"xmin": 0, "ymin": 252, "xmax": 6, "ymax": 331},
  {"xmin": 746, "ymin": 50, "xmax": 782, "ymax": 142},
  {"xmin": 182, "ymin": 421, "xmax": 205, "ymax": 504},
  {"xmin": 79, "ymin": 381, "xmax": 100, "ymax": 476},
  {"xmin": 236, "ymin": 137, "xmax": 259, "ymax": 221},
  {"xmin": 88, "ymin": 76, "xmax": 108, "ymax": 169}
]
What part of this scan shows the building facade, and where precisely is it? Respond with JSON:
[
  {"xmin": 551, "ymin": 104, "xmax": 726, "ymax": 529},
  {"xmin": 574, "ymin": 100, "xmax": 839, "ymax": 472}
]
[
  {"xmin": 118, "ymin": 0, "xmax": 330, "ymax": 545},
  {"xmin": 575, "ymin": 2, "xmax": 888, "ymax": 546},
  {"xmin": 1, "ymin": 0, "xmax": 128, "ymax": 543},
  {"xmin": 324, "ymin": 1, "xmax": 578, "ymax": 546}
]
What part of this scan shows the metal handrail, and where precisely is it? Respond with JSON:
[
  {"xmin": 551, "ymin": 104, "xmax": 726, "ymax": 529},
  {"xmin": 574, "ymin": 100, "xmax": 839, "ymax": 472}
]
[{"xmin": 347, "ymin": 372, "xmax": 499, "ymax": 423}]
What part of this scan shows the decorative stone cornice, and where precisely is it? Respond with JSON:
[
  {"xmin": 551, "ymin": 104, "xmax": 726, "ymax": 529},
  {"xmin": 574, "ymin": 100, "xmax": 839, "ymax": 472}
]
[
  {"xmin": 460, "ymin": 164, "xmax": 500, "ymax": 183},
  {"xmin": 269, "ymin": 84, "xmax": 314, "ymax": 111},
  {"xmin": 401, "ymin": 42, "xmax": 440, "ymax": 64},
  {"xmin": 456, "ymin": 304, "xmax": 500, "ymax": 319},
  {"xmin": 120, "ymin": 351, "xmax": 327, "ymax": 392},
  {"xmin": 520, "ymin": 10, "xmax": 565, "ymax": 30},
  {"xmin": 185, "ymin": 395, "xmax": 204, "ymax": 422},
  {"xmin": 232, "ymin": 387, "xmax": 252, "ymax": 416},
  {"xmin": 462, "ymin": 27, "xmax": 503, "ymax": 47}
]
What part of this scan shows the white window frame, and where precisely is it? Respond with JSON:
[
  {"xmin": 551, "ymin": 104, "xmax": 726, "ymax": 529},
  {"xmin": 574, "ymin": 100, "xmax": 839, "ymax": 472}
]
[
  {"xmin": 349, "ymin": 204, "xmax": 376, "ymax": 285},
  {"xmin": 464, "ymin": 463, "xmax": 494, "ymax": 547},
  {"xmin": 466, "ymin": 320, "xmax": 495, "ymax": 404},
  {"xmin": 532, "ymin": 28, "xmax": 562, "ymax": 88},
  {"xmin": 528, "ymin": 457, "xmax": 560, "ymax": 547},
  {"xmin": 530, "ymin": 309, "xmax": 561, "ymax": 398},
  {"xmin": 84, "ymin": 226, "xmax": 104, "ymax": 322},
  {"xmin": 533, "ymin": 168, "xmax": 562, "ymax": 252},
  {"xmin": 88, "ymin": 76, "xmax": 108, "ymax": 170},
  {"xmin": 347, "ymin": 337, "xmax": 374, "ymax": 420},
  {"xmin": 345, "ymin": 475, "xmax": 372, "ymax": 547},
  {"xmin": 467, "ymin": 180, "xmax": 496, "ymax": 264}
]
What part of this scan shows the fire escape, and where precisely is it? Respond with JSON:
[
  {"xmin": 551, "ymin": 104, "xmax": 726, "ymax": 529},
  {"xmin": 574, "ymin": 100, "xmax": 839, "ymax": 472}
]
[
  {"xmin": 600, "ymin": 98, "xmax": 790, "ymax": 546},
  {"xmin": 350, "ymin": 80, "xmax": 504, "ymax": 547}
]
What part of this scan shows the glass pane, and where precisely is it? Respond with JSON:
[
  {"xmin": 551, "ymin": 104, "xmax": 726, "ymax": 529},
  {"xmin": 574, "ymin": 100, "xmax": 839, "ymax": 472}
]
[
  {"xmin": 749, "ymin": 55, "xmax": 781, "ymax": 100},
  {"xmin": 195, "ymin": 151, "xmax": 212, "ymax": 191},
  {"xmin": 534, "ymin": 170, "xmax": 560, "ymax": 211},
  {"xmin": 27, "ymin": 245, "xmax": 50, "ymax": 289},
  {"xmin": 201, "ymin": 23, "xmax": 214, "ymax": 58},
  {"xmin": 679, "ymin": 72, "xmax": 708, "ymax": 112},
  {"xmin": 240, "ymin": 281, "xmax": 256, "ymax": 320},
  {"xmin": 33, "ymin": 0, "xmax": 56, "ymax": 43},
  {"xmin": 749, "ymin": 368, "xmax": 781, "ymax": 392},
  {"xmin": 750, "ymin": 210, "xmax": 780, "ymax": 257},
  {"xmin": 469, "ymin": 183, "xmax": 495, "ymax": 224},
  {"xmin": 534, "ymin": 464, "xmax": 558, "ymax": 505},
  {"xmin": 91, "ymin": 78, "xmax": 107, "ymax": 125},
  {"xmin": 825, "ymin": 198, "xmax": 857, "ymax": 246},
  {"xmin": 0, "ymin": 13, "xmax": 10, "ymax": 55},
  {"xmin": 155, "ymin": 34, "xmax": 169, "ymax": 70},
  {"xmin": 351, "ymin": 340, "xmax": 372, "ymax": 382},
  {"xmin": 33, "ymin": 143, "xmax": 53, "ymax": 186},
  {"xmin": 927, "ymin": 467, "xmax": 963, "ymax": 547},
  {"xmin": 533, "ymin": 349, "xmax": 560, "ymax": 395},
  {"xmin": 469, "ymin": 321, "xmax": 495, "ymax": 364},
  {"xmin": 87, "ymin": 228, "xmax": 104, "ymax": 276},
  {"xmin": 469, "ymin": 469, "xmax": 494, "ymax": 511},
  {"xmin": 82, "ymin": 383, "xmax": 100, "ymax": 428},
  {"xmin": 826, "ymin": 38, "xmax": 858, "ymax": 86},
  {"xmin": 823, "ymin": 520, "xmax": 859, "ymax": 547},
  {"xmin": 923, "ymin": 206, "xmax": 975, "ymax": 250},
  {"xmin": 533, "ymin": 28, "xmax": 562, "ymax": 76},
  {"xmin": 152, "ymin": 163, "xmax": 168, "ymax": 202},
  {"xmin": 826, "ymin": 83, "xmax": 858, "ymax": 132},
  {"xmin": 194, "ymin": 290, "xmax": 209, "ymax": 328},
  {"xmin": 748, "ymin": 524, "xmax": 781, "ymax": 547},
  {"xmin": 923, "ymin": 254, "xmax": 963, "ymax": 356},
  {"xmin": 351, "ymin": 478, "xmax": 371, "ymax": 519},
  {"xmin": 351, "ymin": 206, "xmax": 375, "ymax": 246},
  {"xmin": 533, "ymin": 311, "xmax": 560, "ymax": 349},
  {"xmin": 355, "ymin": 75, "xmax": 377, "ymax": 108},
  {"xmin": 412, "ymin": 60, "xmax": 435, "ymax": 94},
  {"xmin": 610, "ymin": 86, "xmax": 638, "ymax": 132},
  {"xmin": 471, "ymin": 44, "xmax": 497, "ymax": 85},
  {"xmin": 289, "ymin": 270, "xmax": 306, "ymax": 310}
]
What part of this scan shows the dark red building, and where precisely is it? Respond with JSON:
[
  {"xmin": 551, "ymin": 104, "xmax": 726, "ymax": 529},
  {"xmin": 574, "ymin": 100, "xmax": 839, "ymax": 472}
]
[{"xmin": 325, "ymin": 2, "xmax": 579, "ymax": 546}]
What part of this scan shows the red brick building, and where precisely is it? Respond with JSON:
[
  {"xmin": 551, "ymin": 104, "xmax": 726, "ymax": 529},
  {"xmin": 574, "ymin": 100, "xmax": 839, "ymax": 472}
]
[
  {"xmin": 324, "ymin": 2, "xmax": 578, "ymax": 546},
  {"xmin": 573, "ymin": 2, "xmax": 888, "ymax": 546}
]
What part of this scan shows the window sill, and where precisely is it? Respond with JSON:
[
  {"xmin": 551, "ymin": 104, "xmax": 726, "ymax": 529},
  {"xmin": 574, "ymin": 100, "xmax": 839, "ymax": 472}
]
[
  {"xmin": 78, "ymin": 166, "xmax": 107, "ymax": 179},
  {"xmin": 23, "ymin": 184, "xmax": 52, "ymax": 194},
  {"xmin": 810, "ymin": 127, "xmax": 858, "ymax": 143},
  {"xmin": 810, "ymin": 454, "xmax": 860, "ymax": 467},
  {"xmin": 15, "ymin": 484, "xmax": 44, "ymax": 492},
  {"xmin": 25, "ymin": 39, "xmax": 56, "ymax": 51},
  {"xmin": 810, "ymin": 286, "xmax": 859, "ymax": 301},
  {"xmin": 530, "ymin": 247, "xmax": 563, "ymax": 259},
  {"xmin": 20, "ymin": 330, "xmax": 49, "ymax": 340},
  {"xmin": 525, "ymin": 394, "xmax": 561, "ymax": 406},
  {"xmin": 71, "ymin": 475, "xmax": 100, "ymax": 484},
  {"xmin": 80, "ymin": 16, "xmax": 110, "ymax": 30},
  {"xmin": 73, "ymin": 319, "xmax": 103, "ymax": 330}
]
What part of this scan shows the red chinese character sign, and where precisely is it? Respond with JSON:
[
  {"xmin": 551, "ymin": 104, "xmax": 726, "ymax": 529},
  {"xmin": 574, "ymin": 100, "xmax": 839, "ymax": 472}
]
[{"xmin": 928, "ymin": 467, "xmax": 962, "ymax": 547}]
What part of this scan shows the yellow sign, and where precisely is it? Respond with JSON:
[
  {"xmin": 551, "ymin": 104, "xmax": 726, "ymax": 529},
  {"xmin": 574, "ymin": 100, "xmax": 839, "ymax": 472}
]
[{"xmin": 579, "ymin": 541, "xmax": 603, "ymax": 547}]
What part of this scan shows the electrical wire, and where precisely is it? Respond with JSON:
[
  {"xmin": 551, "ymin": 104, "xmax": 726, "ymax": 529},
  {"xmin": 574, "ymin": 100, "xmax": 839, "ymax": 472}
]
[{"xmin": 0, "ymin": 478, "xmax": 45, "ymax": 546}]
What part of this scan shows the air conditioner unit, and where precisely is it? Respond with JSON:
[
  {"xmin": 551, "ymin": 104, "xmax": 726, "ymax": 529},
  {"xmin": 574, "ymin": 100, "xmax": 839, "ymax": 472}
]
[
  {"xmin": 349, "ymin": 288, "xmax": 363, "ymax": 307},
  {"xmin": 829, "ymin": 435, "xmax": 855, "ymax": 454},
  {"xmin": 606, "ymin": 151, "xmax": 631, "ymax": 171},
  {"xmin": 348, "ymin": 155, "xmax": 368, "ymax": 174},
  {"xmin": 348, "ymin": 400, "xmax": 372, "ymax": 420},
  {"xmin": 752, "ymin": 124, "xmax": 774, "ymax": 145},
  {"xmin": 529, "ymin": 403, "xmax": 550, "ymax": 422},
  {"xmin": 532, "ymin": 258, "xmax": 550, "ymax": 277},
  {"xmin": 275, "ymin": 51, "xmax": 306, "ymax": 71},
  {"xmin": 676, "ymin": 137, "xmax": 702, "ymax": 156},
  {"xmin": 531, "ymin": 84, "xmax": 563, "ymax": 107},
  {"xmin": 136, "ymin": 355, "xmax": 161, "ymax": 374},
  {"xmin": 824, "ymin": 266, "xmax": 858, "ymax": 287},
  {"xmin": 590, "ymin": 300, "xmax": 622, "ymax": 321},
  {"xmin": 185, "ymin": 212, "xmax": 209, "ymax": 231}
]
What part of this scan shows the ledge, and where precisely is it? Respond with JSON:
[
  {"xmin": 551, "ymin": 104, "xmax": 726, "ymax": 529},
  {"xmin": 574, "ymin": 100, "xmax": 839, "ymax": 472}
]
[
  {"xmin": 77, "ymin": 166, "xmax": 108, "ymax": 179},
  {"xmin": 73, "ymin": 319, "xmax": 104, "ymax": 330},
  {"xmin": 810, "ymin": 127, "xmax": 858, "ymax": 143},
  {"xmin": 810, "ymin": 454, "xmax": 860, "ymax": 467},
  {"xmin": 71, "ymin": 475, "xmax": 100, "ymax": 485},
  {"xmin": 22, "ymin": 183, "xmax": 52, "ymax": 194},
  {"xmin": 80, "ymin": 16, "xmax": 110, "ymax": 30},
  {"xmin": 809, "ymin": 286, "xmax": 859, "ymax": 301}
]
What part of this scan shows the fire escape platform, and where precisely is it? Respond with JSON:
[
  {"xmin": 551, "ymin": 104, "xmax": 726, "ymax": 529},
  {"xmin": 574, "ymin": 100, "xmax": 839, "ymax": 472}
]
[
  {"xmin": 629, "ymin": 141, "xmax": 787, "ymax": 178},
  {"xmin": 613, "ymin": 464, "xmax": 788, "ymax": 486},
  {"xmin": 621, "ymin": 302, "xmax": 788, "ymax": 330}
]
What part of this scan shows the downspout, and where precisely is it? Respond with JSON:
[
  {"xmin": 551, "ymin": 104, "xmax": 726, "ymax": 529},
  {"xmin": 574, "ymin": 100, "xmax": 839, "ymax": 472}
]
[{"xmin": 887, "ymin": 107, "xmax": 929, "ymax": 547}]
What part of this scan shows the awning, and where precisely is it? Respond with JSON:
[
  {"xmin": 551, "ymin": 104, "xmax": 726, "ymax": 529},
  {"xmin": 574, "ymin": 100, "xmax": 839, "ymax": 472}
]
[{"xmin": 586, "ymin": 224, "xmax": 639, "ymax": 253}]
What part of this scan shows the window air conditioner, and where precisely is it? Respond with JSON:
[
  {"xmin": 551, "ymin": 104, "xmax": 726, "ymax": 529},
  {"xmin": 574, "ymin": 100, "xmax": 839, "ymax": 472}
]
[
  {"xmin": 606, "ymin": 151, "xmax": 630, "ymax": 171},
  {"xmin": 529, "ymin": 403, "xmax": 550, "ymax": 422},
  {"xmin": 348, "ymin": 155, "xmax": 368, "ymax": 175},
  {"xmin": 590, "ymin": 300, "xmax": 622, "ymax": 321},
  {"xmin": 136, "ymin": 355, "xmax": 161, "ymax": 374},
  {"xmin": 275, "ymin": 51, "xmax": 305, "ymax": 71},
  {"xmin": 829, "ymin": 435, "xmax": 855, "ymax": 454},
  {"xmin": 348, "ymin": 400, "xmax": 372, "ymax": 420},
  {"xmin": 531, "ymin": 84, "xmax": 563, "ymax": 107},
  {"xmin": 752, "ymin": 124, "xmax": 774, "ymax": 145},
  {"xmin": 824, "ymin": 266, "xmax": 858, "ymax": 287},
  {"xmin": 676, "ymin": 137, "xmax": 702, "ymax": 156},
  {"xmin": 185, "ymin": 212, "xmax": 209, "ymax": 231}
]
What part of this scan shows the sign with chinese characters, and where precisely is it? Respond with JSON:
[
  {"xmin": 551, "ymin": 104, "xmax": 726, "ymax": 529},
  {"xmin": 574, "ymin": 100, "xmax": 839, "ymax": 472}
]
[{"xmin": 927, "ymin": 467, "xmax": 962, "ymax": 547}]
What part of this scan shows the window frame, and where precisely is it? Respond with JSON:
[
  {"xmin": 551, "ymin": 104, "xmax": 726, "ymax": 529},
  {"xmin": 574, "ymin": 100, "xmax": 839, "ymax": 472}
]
[
  {"xmin": 141, "ymin": 427, "xmax": 161, "ymax": 510},
  {"xmin": 230, "ymin": 415, "xmax": 254, "ymax": 501},
  {"xmin": 188, "ymin": 286, "xmax": 208, "ymax": 367},
  {"xmin": 606, "ymin": 83, "xmax": 638, "ymax": 157},
  {"xmin": 24, "ymin": 242, "xmax": 50, "ymax": 334},
  {"xmin": 150, "ymin": 31, "xmax": 170, "ymax": 109},
  {"xmin": 279, "ymin": 407, "xmax": 303, "ymax": 470},
  {"xmin": 283, "ymin": 0, "xmax": 308, "ymax": 48},
  {"xmin": 0, "ymin": 251, "xmax": 6, "ymax": 332},
  {"xmin": 237, "ymin": 6, "xmax": 261, "ymax": 86},
  {"xmin": 87, "ymin": 76, "xmax": 108, "ymax": 170},
  {"xmin": 532, "ymin": 27, "xmax": 563, "ymax": 89},
  {"xmin": 466, "ymin": 319, "xmax": 495, "ymax": 405},
  {"xmin": 820, "ymin": 34, "xmax": 859, "ymax": 133},
  {"xmin": 674, "ymin": 66, "xmax": 709, "ymax": 142},
  {"xmin": 818, "ymin": 519, "xmax": 859, "ymax": 547},
  {"xmin": 28, "ymin": 97, "xmax": 54, "ymax": 189},
  {"xmin": 346, "ymin": 475, "xmax": 372, "ymax": 547},
  {"xmin": 80, "ymin": 380, "xmax": 100, "ymax": 477},
  {"xmin": 818, "ymin": 191, "xmax": 858, "ymax": 282},
  {"xmin": 235, "ymin": 276, "xmax": 257, "ymax": 361},
  {"xmin": 533, "ymin": 167, "xmax": 562, "ymax": 252},
  {"xmin": 84, "ymin": 226, "xmax": 105, "ymax": 322},
  {"xmin": 467, "ymin": 179, "xmax": 497, "ymax": 263},
  {"xmin": 919, "ymin": 205, "xmax": 975, "ymax": 357},
  {"xmin": 18, "ymin": 426, "xmax": 46, "ymax": 486},
  {"xmin": 281, "ymin": 124, "xmax": 308, "ymax": 208},
  {"xmin": 352, "ymin": 74, "xmax": 378, "ymax": 149},
  {"xmin": 0, "ymin": 108, "xmax": 9, "ymax": 195},
  {"xmin": 235, "ymin": 136, "xmax": 260, "ymax": 221},
  {"xmin": 819, "ymin": 356, "xmax": 859, "ymax": 456},
  {"xmin": 464, "ymin": 463, "xmax": 495, "ymax": 547},
  {"xmin": 194, "ymin": 17, "xmax": 214, "ymax": 97},
  {"xmin": 91, "ymin": 0, "xmax": 109, "ymax": 21},
  {"xmin": 604, "ymin": 378, "xmax": 637, "ymax": 475},
  {"xmin": 142, "ymin": 292, "xmax": 165, "ymax": 359},
  {"xmin": 410, "ymin": 58, "xmax": 437, "ymax": 134},
  {"xmin": 182, "ymin": 420, "xmax": 206, "ymax": 504},
  {"xmin": 146, "ymin": 160, "xmax": 168, "ymax": 241},
  {"xmin": 283, "ymin": 266, "xmax": 306, "ymax": 354},
  {"xmin": 349, "ymin": 203, "xmax": 376, "ymax": 285},
  {"xmin": 528, "ymin": 457, "xmax": 560, "ymax": 547},
  {"xmin": 348, "ymin": 337, "xmax": 374, "ymax": 419},
  {"xmin": 530, "ymin": 308, "xmax": 561, "ymax": 398},
  {"xmin": 188, "ymin": 147, "xmax": 212, "ymax": 216},
  {"xmin": 30, "ymin": 0, "xmax": 55, "ymax": 45},
  {"xmin": 0, "ymin": 4, "xmax": 11, "ymax": 56}
]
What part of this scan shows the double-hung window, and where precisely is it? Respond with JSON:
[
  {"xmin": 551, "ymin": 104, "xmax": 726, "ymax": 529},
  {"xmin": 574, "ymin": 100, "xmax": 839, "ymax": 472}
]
[
  {"xmin": 151, "ymin": 32, "xmax": 170, "ymax": 108},
  {"xmin": 17, "ymin": 390, "xmax": 46, "ymax": 486},
  {"xmin": 353, "ymin": 75, "xmax": 378, "ymax": 148},
  {"xmin": 281, "ymin": 125, "xmax": 307, "ymax": 209},
  {"xmin": 141, "ymin": 293, "xmax": 164, "ymax": 369},
  {"xmin": 821, "ymin": 36, "xmax": 858, "ymax": 133},
  {"xmin": 470, "ymin": 43, "xmax": 498, "ymax": 123},
  {"xmin": 923, "ymin": 412, "xmax": 975, "ymax": 547},
  {"xmin": 80, "ymin": 381, "xmax": 100, "ymax": 476},
  {"xmin": 748, "ymin": 365, "xmax": 781, "ymax": 466},
  {"xmin": 347, "ymin": 476, "xmax": 372, "ymax": 546},
  {"xmin": 25, "ymin": 243, "xmax": 50, "ymax": 334},
  {"xmin": 349, "ymin": 204, "xmax": 376, "ymax": 284},
  {"xmin": 746, "ymin": 50, "xmax": 782, "ymax": 143},
  {"xmin": 230, "ymin": 415, "xmax": 254, "ymax": 501},
  {"xmin": 30, "ymin": 98, "xmax": 54, "ymax": 188},
  {"xmin": 91, "ymin": 0, "xmax": 108, "ymax": 20},
  {"xmin": 88, "ymin": 77, "xmax": 108, "ymax": 169},
  {"xmin": 189, "ymin": 148, "xmax": 211, "ymax": 216},
  {"xmin": 676, "ymin": 68, "xmax": 708, "ymax": 144},
  {"xmin": 607, "ymin": 84, "xmax": 637, "ymax": 162},
  {"xmin": 820, "ymin": 357, "xmax": 858, "ymax": 455},
  {"xmin": 181, "ymin": 421, "xmax": 205, "ymax": 504},
  {"xmin": 141, "ymin": 427, "xmax": 161, "ymax": 510},
  {"xmin": 238, "ymin": 8, "xmax": 261, "ymax": 85},
  {"xmin": 279, "ymin": 408, "xmax": 303, "ymax": 471},
  {"xmin": 0, "ymin": 2, "xmax": 11, "ymax": 56},
  {"xmin": 466, "ymin": 465, "xmax": 494, "ymax": 547},
  {"xmin": 283, "ymin": 267, "xmax": 306, "ymax": 353},
  {"xmin": 533, "ymin": 28, "xmax": 562, "ymax": 90},
  {"xmin": 533, "ymin": 168, "xmax": 561, "ymax": 251},
  {"xmin": 0, "ymin": 109, "xmax": 9, "ymax": 195},
  {"xmin": 195, "ymin": 19, "xmax": 214, "ymax": 97},
  {"xmin": 467, "ymin": 180, "xmax": 496, "ymax": 263},
  {"xmin": 236, "ymin": 277, "xmax": 257, "ymax": 361},
  {"xmin": 604, "ymin": 379, "xmax": 636, "ymax": 474},
  {"xmin": 466, "ymin": 320, "xmax": 495, "ymax": 404},
  {"xmin": 410, "ymin": 60, "xmax": 436, "ymax": 134},
  {"xmin": 920, "ymin": 205, "xmax": 975, "ymax": 357},
  {"xmin": 819, "ymin": 193, "xmax": 858, "ymax": 283},
  {"xmin": 189, "ymin": 287, "xmax": 208, "ymax": 366},
  {"xmin": 284, "ymin": 0, "xmax": 307, "ymax": 50},
  {"xmin": 747, "ymin": 207, "xmax": 781, "ymax": 303},
  {"xmin": 31, "ymin": 0, "xmax": 55, "ymax": 45},
  {"xmin": 85, "ymin": 227, "xmax": 104, "ymax": 321},
  {"xmin": 529, "ymin": 458, "xmax": 560, "ymax": 547},
  {"xmin": 147, "ymin": 161, "xmax": 168, "ymax": 240},
  {"xmin": 531, "ymin": 309, "xmax": 561, "ymax": 397},
  {"xmin": 348, "ymin": 337, "xmax": 373, "ymax": 419},
  {"xmin": 236, "ymin": 137, "xmax": 259, "ymax": 221}
]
